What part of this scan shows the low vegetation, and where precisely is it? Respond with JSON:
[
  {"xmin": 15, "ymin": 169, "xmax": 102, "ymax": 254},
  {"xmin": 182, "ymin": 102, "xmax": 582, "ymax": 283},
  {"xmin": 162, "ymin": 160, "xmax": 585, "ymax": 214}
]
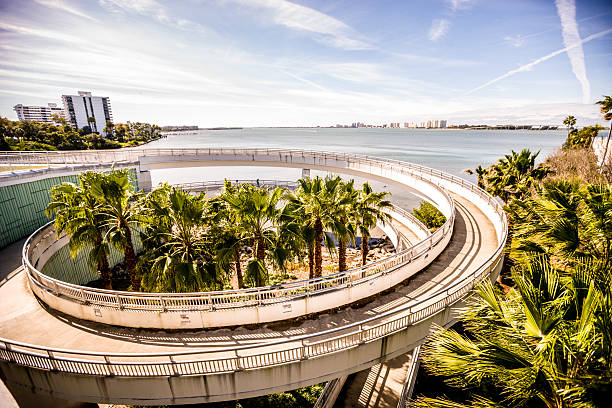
[
  {"xmin": 0, "ymin": 117, "xmax": 162, "ymax": 151},
  {"xmin": 46, "ymin": 173, "xmax": 392, "ymax": 292},
  {"xmin": 412, "ymin": 201, "xmax": 446, "ymax": 232}
]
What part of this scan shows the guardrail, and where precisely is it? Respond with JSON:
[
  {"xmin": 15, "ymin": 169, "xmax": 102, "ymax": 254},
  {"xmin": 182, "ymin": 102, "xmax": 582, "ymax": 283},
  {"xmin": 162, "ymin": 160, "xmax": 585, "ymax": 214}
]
[
  {"xmin": 24, "ymin": 205, "xmax": 443, "ymax": 315},
  {"xmin": 1, "ymin": 148, "xmax": 506, "ymax": 378}
]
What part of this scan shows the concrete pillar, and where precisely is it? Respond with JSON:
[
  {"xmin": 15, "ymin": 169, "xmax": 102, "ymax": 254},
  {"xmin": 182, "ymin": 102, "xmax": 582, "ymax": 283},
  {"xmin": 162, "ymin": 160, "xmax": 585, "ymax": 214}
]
[
  {"xmin": 3, "ymin": 384, "xmax": 94, "ymax": 408},
  {"xmin": 136, "ymin": 165, "xmax": 152, "ymax": 192},
  {"xmin": 302, "ymin": 168, "xmax": 311, "ymax": 179}
]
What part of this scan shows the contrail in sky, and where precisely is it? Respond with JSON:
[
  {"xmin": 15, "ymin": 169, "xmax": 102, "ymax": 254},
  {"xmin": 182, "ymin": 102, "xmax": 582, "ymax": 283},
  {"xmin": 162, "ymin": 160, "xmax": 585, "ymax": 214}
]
[
  {"xmin": 466, "ymin": 28, "xmax": 612, "ymax": 96},
  {"xmin": 555, "ymin": 0, "xmax": 589, "ymax": 103}
]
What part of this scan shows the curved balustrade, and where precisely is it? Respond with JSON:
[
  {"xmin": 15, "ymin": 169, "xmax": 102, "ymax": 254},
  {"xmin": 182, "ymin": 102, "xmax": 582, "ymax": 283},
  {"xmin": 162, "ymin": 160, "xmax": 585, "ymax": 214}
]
[
  {"xmin": 24, "ymin": 201, "xmax": 446, "ymax": 327},
  {"xmin": 0, "ymin": 148, "xmax": 507, "ymax": 382}
]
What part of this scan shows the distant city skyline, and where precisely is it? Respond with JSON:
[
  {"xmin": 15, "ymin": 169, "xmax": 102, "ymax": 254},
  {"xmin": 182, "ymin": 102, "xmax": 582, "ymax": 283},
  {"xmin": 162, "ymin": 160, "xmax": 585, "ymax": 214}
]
[{"xmin": 0, "ymin": 0, "xmax": 611, "ymax": 127}]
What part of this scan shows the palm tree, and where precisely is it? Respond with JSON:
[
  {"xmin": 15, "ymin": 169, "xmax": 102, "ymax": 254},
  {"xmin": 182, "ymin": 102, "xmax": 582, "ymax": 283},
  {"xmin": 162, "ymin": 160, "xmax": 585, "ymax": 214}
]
[
  {"xmin": 336, "ymin": 180, "xmax": 357, "ymax": 272},
  {"xmin": 353, "ymin": 182, "xmax": 392, "ymax": 266},
  {"xmin": 508, "ymin": 180, "xmax": 612, "ymax": 267},
  {"xmin": 139, "ymin": 185, "xmax": 216, "ymax": 293},
  {"xmin": 89, "ymin": 171, "xmax": 142, "ymax": 291},
  {"xmin": 223, "ymin": 183, "xmax": 284, "ymax": 286},
  {"xmin": 563, "ymin": 115, "xmax": 577, "ymax": 138},
  {"xmin": 469, "ymin": 149, "xmax": 550, "ymax": 203},
  {"xmin": 287, "ymin": 176, "xmax": 350, "ymax": 278},
  {"xmin": 596, "ymin": 95, "xmax": 612, "ymax": 168},
  {"xmin": 46, "ymin": 176, "xmax": 112, "ymax": 288},
  {"xmin": 212, "ymin": 182, "xmax": 247, "ymax": 288},
  {"xmin": 413, "ymin": 255, "xmax": 612, "ymax": 408}
]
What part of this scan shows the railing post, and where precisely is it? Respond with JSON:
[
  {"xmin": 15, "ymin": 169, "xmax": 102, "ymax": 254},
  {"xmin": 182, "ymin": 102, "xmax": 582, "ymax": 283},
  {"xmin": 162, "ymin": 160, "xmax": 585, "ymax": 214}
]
[
  {"xmin": 47, "ymin": 350, "xmax": 58, "ymax": 371},
  {"xmin": 79, "ymin": 288, "xmax": 87, "ymax": 303},
  {"xmin": 159, "ymin": 296, "xmax": 166, "ymax": 312},
  {"xmin": 169, "ymin": 355, "xmax": 179, "ymax": 376},
  {"xmin": 104, "ymin": 355, "xmax": 114, "ymax": 376},
  {"xmin": 115, "ymin": 294, "xmax": 123, "ymax": 309}
]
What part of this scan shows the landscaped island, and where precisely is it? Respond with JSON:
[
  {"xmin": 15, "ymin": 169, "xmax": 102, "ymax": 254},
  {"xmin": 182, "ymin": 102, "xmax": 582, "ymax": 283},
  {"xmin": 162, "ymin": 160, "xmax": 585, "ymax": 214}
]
[{"xmin": 46, "ymin": 171, "xmax": 435, "ymax": 294}]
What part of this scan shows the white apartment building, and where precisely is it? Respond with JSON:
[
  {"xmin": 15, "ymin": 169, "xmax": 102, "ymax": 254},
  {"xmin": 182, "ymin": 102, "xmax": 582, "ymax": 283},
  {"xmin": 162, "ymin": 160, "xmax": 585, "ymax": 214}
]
[
  {"xmin": 13, "ymin": 103, "xmax": 67, "ymax": 125},
  {"xmin": 61, "ymin": 91, "xmax": 113, "ymax": 135}
]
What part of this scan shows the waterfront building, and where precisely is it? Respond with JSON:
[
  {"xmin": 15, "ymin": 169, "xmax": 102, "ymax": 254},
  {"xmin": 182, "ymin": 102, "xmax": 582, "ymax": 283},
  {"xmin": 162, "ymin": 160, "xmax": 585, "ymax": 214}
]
[
  {"xmin": 13, "ymin": 103, "xmax": 67, "ymax": 125},
  {"xmin": 439, "ymin": 120, "xmax": 447, "ymax": 128},
  {"xmin": 61, "ymin": 91, "xmax": 113, "ymax": 135}
]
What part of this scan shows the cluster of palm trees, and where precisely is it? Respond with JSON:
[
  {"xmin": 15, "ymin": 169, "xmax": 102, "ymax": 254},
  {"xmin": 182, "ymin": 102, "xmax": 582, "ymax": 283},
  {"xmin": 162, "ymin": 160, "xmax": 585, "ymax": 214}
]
[
  {"xmin": 415, "ymin": 100, "xmax": 612, "ymax": 407},
  {"xmin": 47, "ymin": 171, "xmax": 392, "ymax": 293}
]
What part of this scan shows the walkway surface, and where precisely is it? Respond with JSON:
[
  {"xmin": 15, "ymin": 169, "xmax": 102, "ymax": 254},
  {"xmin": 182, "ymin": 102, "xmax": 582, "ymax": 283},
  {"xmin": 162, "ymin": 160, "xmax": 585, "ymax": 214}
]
[
  {"xmin": 335, "ymin": 351, "xmax": 413, "ymax": 408},
  {"xmin": 0, "ymin": 192, "xmax": 496, "ymax": 361}
]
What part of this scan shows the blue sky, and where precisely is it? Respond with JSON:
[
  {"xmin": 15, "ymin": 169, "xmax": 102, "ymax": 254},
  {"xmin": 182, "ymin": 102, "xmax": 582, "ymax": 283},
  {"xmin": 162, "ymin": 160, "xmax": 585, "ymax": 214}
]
[{"xmin": 0, "ymin": 0, "xmax": 610, "ymax": 127}]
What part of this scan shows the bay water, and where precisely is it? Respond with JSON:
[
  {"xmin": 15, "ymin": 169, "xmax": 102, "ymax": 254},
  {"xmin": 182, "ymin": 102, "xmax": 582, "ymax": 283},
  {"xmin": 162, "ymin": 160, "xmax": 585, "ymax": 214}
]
[{"xmin": 145, "ymin": 128, "xmax": 566, "ymax": 209}]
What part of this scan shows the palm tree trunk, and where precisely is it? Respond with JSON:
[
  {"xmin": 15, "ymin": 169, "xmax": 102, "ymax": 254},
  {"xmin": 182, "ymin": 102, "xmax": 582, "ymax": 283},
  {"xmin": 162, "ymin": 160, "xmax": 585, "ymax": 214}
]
[
  {"xmin": 314, "ymin": 218, "xmax": 323, "ymax": 278},
  {"xmin": 339, "ymin": 239, "xmax": 347, "ymax": 272},
  {"xmin": 121, "ymin": 221, "xmax": 139, "ymax": 291},
  {"xmin": 601, "ymin": 121, "xmax": 612, "ymax": 171},
  {"xmin": 308, "ymin": 244, "xmax": 314, "ymax": 279},
  {"xmin": 234, "ymin": 246, "xmax": 243, "ymax": 289},
  {"xmin": 361, "ymin": 235, "xmax": 369, "ymax": 266},
  {"xmin": 97, "ymin": 235, "xmax": 112, "ymax": 290},
  {"xmin": 256, "ymin": 237, "xmax": 266, "ymax": 286}
]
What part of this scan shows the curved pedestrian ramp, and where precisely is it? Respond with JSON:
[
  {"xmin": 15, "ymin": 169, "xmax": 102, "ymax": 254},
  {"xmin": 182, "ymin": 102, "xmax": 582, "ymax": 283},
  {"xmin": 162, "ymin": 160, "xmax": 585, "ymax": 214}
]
[{"xmin": 0, "ymin": 148, "xmax": 506, "ymax": 406}]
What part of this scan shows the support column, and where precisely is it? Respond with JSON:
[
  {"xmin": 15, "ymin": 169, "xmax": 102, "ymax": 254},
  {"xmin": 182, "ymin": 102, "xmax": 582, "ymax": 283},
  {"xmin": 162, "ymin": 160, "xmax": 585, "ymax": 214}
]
[
  {"xmin": 302, "ymin": 168, "xmax": 311, "ymax": 179},
  {"xmin": 136, "ymin": 165, "xmax": 152, "ymax": 192}
]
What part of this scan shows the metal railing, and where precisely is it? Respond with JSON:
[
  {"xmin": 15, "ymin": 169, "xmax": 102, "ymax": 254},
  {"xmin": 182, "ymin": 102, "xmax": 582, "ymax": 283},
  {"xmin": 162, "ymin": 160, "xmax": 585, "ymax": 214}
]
[
  {"xmin": 24, "ymin": 208, "xmax": 444, "ymax": 314},
  {"xmin": 0, "ymin": 148, "xmax": 506, "ymax": 378}
]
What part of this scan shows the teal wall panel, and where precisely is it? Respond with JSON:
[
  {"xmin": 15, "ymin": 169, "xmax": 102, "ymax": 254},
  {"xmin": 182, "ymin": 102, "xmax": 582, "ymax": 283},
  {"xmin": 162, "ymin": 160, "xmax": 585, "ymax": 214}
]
[
  {"xmin": 42, "ymin": 230, "xmax": 143, "ymax": 285},
  {"xmin": 0, "ymin": 175, "xmax": 79, "ymax": 248}
]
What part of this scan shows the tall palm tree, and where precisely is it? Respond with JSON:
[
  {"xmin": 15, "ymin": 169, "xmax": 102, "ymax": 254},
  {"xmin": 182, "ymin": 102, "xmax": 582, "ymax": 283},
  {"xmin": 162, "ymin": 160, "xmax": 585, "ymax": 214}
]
[
  {"xmin": 46, "ymin": 176, "xmax": 112, "ymax": 288},
  {"xmin": 413, "ymin": 255, "xmax": 612, "ymax": 408},
  {"xmin": 353, "ymin": 182, "xmax": 392, "ymax": 266},
  {"xmin": 89, "ymin": 170, "xmax": 142, "ymax": 291},
  {"xmin": 287, "ymin": 176, "xmax": 350, "ymax": 278},
  {"xmin": 223, "ymin": 183, "xmax": 284, "ymax": 286},
  {"xmin": 336, "ymin": 180, "xmax": 357, "ymax": 272},
  {"xmin": 563, "ymin": 115, "xmax": 577, "ymax": 138},
  {"xmin": 139, "ymin": 185, "xmax": 216, "ymax": 293},
  {"xmin": 596, "ymin": 95, "xmax": 612, "ymax": 168},
  {"xmin": 212, "ymin": 182, "xmax": 246, "ymax": 288}
]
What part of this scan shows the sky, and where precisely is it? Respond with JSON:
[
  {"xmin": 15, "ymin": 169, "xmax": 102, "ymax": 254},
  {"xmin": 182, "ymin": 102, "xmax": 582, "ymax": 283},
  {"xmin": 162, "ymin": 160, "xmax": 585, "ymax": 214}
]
[{"xmin": 0, "ymin": 0, "xmax": 610, "ymax": 127}]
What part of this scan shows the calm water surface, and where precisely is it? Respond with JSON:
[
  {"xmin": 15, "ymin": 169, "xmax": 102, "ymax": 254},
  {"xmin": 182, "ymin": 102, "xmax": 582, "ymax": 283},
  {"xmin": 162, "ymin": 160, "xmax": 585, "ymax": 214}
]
[{"xmin": 145, "ymin": 128, "xmax": 566, "ymax": 208}]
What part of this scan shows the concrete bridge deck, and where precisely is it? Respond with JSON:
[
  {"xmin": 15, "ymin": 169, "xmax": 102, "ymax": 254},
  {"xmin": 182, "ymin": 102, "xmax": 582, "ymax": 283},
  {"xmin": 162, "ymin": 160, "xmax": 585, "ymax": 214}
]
[
  {"xmin": 0, "ymin": 193, "xmax": 496, "ymax": 404},
  {"xmin": 0, "ymin": 148, "xmax": 505, "ymax": 405}
]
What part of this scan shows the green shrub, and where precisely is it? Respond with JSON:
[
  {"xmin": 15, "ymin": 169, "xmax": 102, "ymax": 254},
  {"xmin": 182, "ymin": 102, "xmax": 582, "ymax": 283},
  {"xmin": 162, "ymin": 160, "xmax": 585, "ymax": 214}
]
[{"xmin": 412, "ymin": 202, "xmax": 446, "ymax": 232}]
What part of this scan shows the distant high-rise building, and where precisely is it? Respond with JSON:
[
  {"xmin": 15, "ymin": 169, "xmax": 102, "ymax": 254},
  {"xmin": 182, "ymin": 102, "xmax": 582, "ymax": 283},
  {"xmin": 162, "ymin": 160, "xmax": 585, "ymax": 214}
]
[
  {"xmin": 62, "ymin": 91, "xmax": 113, "ymax": 135},
  {"xmin": 426, "ymin": 120, "xmax": 432, "ymax": 128},
  {"xmin": 13, "ymin": 103, "xmax": 67, "ymax": 125},
  {"xmin": 439, "ymin": 120, "xmax": 447, "ymax": 128},
  {"xmin": 434, "ymin": 120, "xmax": 439, "ymax": 128}
]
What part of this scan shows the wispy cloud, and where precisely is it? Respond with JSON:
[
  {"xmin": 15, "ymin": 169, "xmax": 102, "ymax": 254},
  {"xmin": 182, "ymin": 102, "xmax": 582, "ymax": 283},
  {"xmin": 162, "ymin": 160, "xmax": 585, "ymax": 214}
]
[
  {"xmin": 555, "ymin": 0, "xmax": 590, "ymax": 103},
  {"xmin": 467, "ymin": 28, "xmax": 612, "ymax": 95},
  {"xmin": 428, "ymin": 19, "xmax": 450, "ymax": 41},
  {"xmin": 99, "ymin": 0, "xmax": 210, "ymax": 34},
  {"xmin": 504, "ymin": 35, "xmax": 525, "ymax": 48},
  {"xmin": 34, "ymin": 0, "xmax": 98, "ymax": 22},
  {"xmin": 224, "ymin": 0, "xmax": 371, "ymax": 50},
  {"xmin": 448, "ymin": 0, "xmax": 475, "ymax": 11}
]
